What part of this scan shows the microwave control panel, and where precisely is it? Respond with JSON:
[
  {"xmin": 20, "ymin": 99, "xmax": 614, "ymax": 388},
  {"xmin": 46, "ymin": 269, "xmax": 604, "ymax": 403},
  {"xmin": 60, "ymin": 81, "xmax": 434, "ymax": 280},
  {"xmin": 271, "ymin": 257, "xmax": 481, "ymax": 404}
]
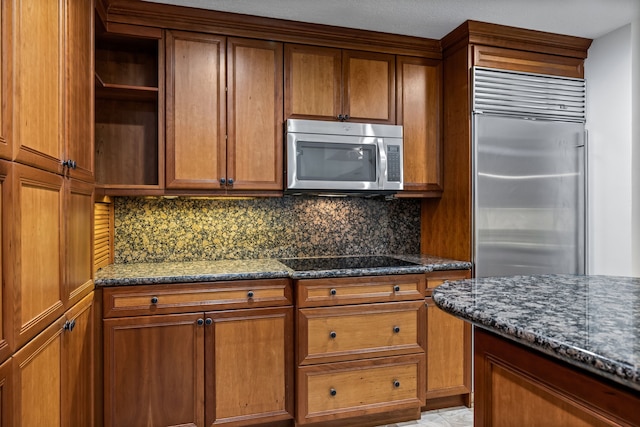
[{"xmin": 387, "ymin": 145, "xmax": 401, "ymax": 182}]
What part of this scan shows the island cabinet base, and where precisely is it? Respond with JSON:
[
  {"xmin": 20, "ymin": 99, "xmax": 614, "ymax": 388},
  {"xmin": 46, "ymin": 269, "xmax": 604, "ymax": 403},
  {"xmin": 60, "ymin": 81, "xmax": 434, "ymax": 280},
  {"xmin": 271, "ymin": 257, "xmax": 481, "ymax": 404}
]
[{"xmin": 474, "ymin": 328, "xmax": 640, "ymax": 427}]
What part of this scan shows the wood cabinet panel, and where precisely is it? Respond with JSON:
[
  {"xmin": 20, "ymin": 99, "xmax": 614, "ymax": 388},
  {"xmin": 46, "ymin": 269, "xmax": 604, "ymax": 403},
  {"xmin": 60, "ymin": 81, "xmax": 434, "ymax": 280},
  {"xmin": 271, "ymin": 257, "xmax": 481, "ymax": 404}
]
[
  {"xmin": 227, "ymin": 37, "xmax": 283, "ymax": 191},
  {"xmin": 62, "ymin": 292, "xmax": 94, "ymax": 427},
  {"xmin": 103, "ymin": 278, "xmax": 292, "ymax": 318},
  {"xmin": 0, "ymin": 1, "xmax": 11, "ymax": 160},
  {"xmin": 396, "ymin": 56, "xmax": 443, "ymax": 195},
  {"xmin": 208, "ymin": 307, "xmax": 294, "ymax": 426},
  {"xmin": 13, "ymin": 315, "xmax": 66, "ymax": 427},
  {"xmin": 65, "ymin": 178, "xmax": 94, "ymax": 306},
  {"xmin": 425, "ymin": 298, "xmax": 470, "ymax": 396},
  {"xmin": 166, "ymin": 30, "xmax": 226, "ymax": 190},
  {"xmin": 472, "ymin": 45, "xmax": 585, "ymax": 78},
  {"xmin": 12, "ymin": 164, "xmax": 65, "ymax": 348},
  {"xmin": 103, "ymin": 312, "xmax": 205, "ymax": 427},
  {"xmin": 297, "ymin": 274, "xmax": 426, "ymax": 307},
  {"xmin": 0, "ymin": 161, "xmax": 11, "ymax": 363},
  {"xmin": 298, "ymin": 301, "xmax": 425, "ymax": 365},
  {"xmin": 297, "ymin": 354, "xmax": 425, "ymax": 425},
  {"xmin": 0, "ymin": 358, "xmax": 12, "ymax": 427},
  {"xmin": 65, "ymin": 0, "xmax": 94, "ymax": 182},
  {"xmin": 421, "ymin": 46, "xmax": 472, "ymax": 261},
  {"xmin": 344, "ymin": 50, "xmax": 395, "ymax": 123},
  {"xmin": 474, "ymin": 328, "xmax": 640, "ymax": 427},
  {"xmin": 12, "ymin": 0, "xmax": 64, "ymax": 173},
  {"xmin": 424, "ymin": 270, "xmax": 472, "ymax": 409},
  {"xmin": 284, "ymin": 44, "xmax": 341, "ymax": 120},
  {"xmin": 14, "ymin": 295, "xmax": 95, "ymax": 427}
]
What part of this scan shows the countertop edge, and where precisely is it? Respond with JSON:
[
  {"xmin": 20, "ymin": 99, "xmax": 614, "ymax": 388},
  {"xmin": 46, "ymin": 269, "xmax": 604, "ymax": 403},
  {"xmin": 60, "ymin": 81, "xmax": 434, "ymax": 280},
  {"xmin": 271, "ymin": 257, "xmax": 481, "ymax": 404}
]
[
  {"xmin": 432, "ymin": 288, "xmax": 640, "ymax": 393},
  {"xmin": 94, "ymin": 271, "xmax": 292, "ymax": 287},
  {"xmin": 94, "ymin": 255, "xmax": 471, "ymax": 287}
]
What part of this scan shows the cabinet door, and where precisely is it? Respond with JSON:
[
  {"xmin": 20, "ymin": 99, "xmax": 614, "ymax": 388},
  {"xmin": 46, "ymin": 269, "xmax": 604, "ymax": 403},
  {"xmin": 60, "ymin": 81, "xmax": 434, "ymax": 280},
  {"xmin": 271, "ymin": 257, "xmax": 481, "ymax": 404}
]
[
  {"xmin": 12, "ymin": 0, "xmax": 65, "ymax": 173},
  {"xmin": 425, "ymin": 271, "xmax": 472, "ymax": 408},
  {"xmin": 65, "ymin": 0, "xmax": 94, "ymax": 182},
  {"xmin": 0, "ymin": 161, "xmax": 11, "ymax": 363},
  {"xmin": 0, "ymin": 358, "xmax": 11, "ymax": 427},
  {"xmin": 65, "ymin": 178, "xmax": 93, "ymax": 307},
  {"xmin": 166, "ymin": 30, "xmax": 226, "ymax": 190},
  {"xmin": 62, "ymin": 292, "xmax": 94, "ymax": 427},
  {"xmin": 207, "ymin": 307, "xmax": 294, "ymax": 426},
  {"xmin": 0, "ymin": 1, "xmax": 11, "ymax": 160},
  {"xmin": 11, "ymin": 164, "xmax": 65, "ymax": 349},
  {"xmin": 284, "ymin": 44, "xmax": 341, "ymax": 121},
  {"xmin": 397, "ymin": 56, "xmax": 443, "ymax": 194},
  {"xmin": 343, "ymin": 50, "xmax": 395, "ymax": 124},
  {"xmin": 13, "ymin": 315, "xmax": 66, "ymax": 427},
  {"xmin": 104, "ymin": 313, "xmax": 205, "ymax": 427},
  {"xmin": 227, "ymin": 38, "xmax": 283, "ymax": 192}
]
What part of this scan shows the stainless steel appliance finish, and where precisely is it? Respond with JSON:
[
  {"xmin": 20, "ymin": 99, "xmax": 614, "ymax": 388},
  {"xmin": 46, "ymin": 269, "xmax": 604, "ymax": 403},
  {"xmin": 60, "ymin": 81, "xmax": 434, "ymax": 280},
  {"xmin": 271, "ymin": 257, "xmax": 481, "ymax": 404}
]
[
  {"xmin": 285, "ymin": 119, "xmax": 403, "ymax": 194},
  {"xmin": 472, "ymin": 67, "xmax": 586, "ymax": 278}
]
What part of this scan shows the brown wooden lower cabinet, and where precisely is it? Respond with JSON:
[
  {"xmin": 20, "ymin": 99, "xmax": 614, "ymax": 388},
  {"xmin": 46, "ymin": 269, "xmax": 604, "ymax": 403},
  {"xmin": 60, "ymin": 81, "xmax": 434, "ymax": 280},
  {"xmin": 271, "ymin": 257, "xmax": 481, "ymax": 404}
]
[
  {"xmin": 12, "ymin": 292, "xmax": 94, "ymax": 427},
  {"xmin": 424, "ymin": 270, "xmax": 472, "ymax": 410},
  {"xmin": 103, "ymin": 304, "xmax": 294, "ymax": 427},
  {"xmin": 475, "ymin": 328, "xmax": 640, "ymax": 427},
  {"xmin": 295, "ymin": 275, "xmax": 427, "ymax": 426}
]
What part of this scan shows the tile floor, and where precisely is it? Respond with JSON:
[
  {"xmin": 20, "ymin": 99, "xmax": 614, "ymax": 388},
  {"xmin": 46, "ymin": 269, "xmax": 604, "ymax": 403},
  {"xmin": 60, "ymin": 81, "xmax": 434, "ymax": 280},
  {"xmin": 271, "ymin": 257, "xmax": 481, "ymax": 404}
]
[{"xmin": 378, "ymin": 406, "xmax": 474, "ymax": 427}]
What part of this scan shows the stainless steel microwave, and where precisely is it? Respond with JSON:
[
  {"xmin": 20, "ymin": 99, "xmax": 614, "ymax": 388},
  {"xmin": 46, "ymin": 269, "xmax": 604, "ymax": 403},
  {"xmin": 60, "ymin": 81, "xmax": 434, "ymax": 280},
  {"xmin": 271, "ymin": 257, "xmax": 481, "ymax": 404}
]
[{"xmin": 285, "ymin": 119, "xmax": 403, "ymax": 195}]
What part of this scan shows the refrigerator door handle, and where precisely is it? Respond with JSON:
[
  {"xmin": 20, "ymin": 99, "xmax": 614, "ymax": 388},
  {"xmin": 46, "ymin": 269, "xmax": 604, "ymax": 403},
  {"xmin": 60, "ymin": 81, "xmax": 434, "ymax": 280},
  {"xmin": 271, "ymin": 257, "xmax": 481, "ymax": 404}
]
[{"xmin": 583, "ymin": 129, "xmax": 589, "ymax": 274}]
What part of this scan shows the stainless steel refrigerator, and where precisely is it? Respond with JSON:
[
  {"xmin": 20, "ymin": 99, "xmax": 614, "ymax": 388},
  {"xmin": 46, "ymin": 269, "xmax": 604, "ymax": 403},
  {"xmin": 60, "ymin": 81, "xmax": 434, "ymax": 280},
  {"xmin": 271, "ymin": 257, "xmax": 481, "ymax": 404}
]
[{"xmin": 472, "ymin": 67, "xmax": 586, "ymax": 278}]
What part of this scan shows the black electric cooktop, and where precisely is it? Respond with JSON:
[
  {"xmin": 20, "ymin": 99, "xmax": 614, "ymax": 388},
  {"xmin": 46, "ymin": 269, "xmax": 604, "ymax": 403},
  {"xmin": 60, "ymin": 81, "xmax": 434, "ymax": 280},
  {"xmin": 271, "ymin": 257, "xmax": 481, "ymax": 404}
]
[{"xmin": 278, "ymin": 255, "xmax": 420, "ymax": 272}]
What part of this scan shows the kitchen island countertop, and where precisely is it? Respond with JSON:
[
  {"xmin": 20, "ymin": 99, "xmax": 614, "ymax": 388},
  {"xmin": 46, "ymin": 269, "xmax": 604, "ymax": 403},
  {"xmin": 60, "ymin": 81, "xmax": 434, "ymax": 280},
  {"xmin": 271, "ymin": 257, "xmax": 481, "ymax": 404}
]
[
  {"xmin": 433, "ymin": 274, "xmax": 640, "ymax": 392},
  {"xmin": 94, "ymin": 254, "xmax": 472, "ymax": 286}
]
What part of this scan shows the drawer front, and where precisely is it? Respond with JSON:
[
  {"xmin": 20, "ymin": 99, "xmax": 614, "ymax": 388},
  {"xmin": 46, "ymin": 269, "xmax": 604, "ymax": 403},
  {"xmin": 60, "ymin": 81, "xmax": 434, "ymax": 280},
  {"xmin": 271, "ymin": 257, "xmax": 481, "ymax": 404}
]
[
  {"xmin": 298, "ymin": 301, "xmax": 426, "ymax": 364},
  {"xmin": 103, "ymin": 279, "xmax": 292, "ymax": 317},
  {"xmin": 297, "ymin": 355, "xmax": 425, "ymax": 425},
  {"xmin": 296, "ymin": 274, "xmax": 426, "ymax": 307}
]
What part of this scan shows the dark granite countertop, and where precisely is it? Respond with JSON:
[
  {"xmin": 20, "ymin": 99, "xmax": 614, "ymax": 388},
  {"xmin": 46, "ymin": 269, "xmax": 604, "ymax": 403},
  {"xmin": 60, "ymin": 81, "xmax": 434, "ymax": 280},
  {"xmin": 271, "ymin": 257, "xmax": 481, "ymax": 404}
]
[
  {"xmin": 94, "ymin": 254, "xmax": 472, "ymax": 286},
  {"xmin": 432, "ymin": 274, "xmax": 640, "ymax": 392}
]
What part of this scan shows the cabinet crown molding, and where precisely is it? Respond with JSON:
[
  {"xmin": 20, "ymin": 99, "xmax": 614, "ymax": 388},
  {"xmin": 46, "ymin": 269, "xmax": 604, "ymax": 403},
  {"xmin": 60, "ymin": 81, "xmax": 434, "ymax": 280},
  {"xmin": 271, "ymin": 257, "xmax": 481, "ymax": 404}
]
[
  {"xmin": 441, "ymin": 20, "xmax": 592, "ymax": 59},
  {"xmin": 101, "ymin": 0, "xmax": 442, "ymax": 58}
]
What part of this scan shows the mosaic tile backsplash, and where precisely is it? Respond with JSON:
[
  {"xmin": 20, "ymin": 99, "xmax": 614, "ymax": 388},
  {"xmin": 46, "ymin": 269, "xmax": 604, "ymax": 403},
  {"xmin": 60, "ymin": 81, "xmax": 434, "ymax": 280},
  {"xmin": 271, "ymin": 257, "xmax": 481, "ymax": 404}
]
[{"xmin": 114, "ymin": 197, "xmax": 421, "ymax": 263}]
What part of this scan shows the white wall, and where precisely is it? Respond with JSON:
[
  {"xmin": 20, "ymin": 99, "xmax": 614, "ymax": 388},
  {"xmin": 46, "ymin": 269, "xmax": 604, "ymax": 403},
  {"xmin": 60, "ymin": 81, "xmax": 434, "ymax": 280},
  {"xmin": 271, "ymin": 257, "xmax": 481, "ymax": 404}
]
[
  {"xmin": 632, "ymin": 17, "xmax": 640, "ymax": 276},
  {"xmin": 585, "ymin": 23, "xmax": 639, "ymax": 276}
]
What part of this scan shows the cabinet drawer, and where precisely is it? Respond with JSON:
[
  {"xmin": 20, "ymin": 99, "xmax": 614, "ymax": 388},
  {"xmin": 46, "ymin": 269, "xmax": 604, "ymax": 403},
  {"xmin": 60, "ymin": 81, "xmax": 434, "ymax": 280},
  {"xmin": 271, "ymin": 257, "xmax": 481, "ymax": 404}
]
[
  {"xmin": 296, "ymin": 354, "xmax": 425, "ymax": 425},
  {"xmin": 296, "ymin": 274, "xmax": 426, "ymax": 307},
  {"xmin": 298, "ymin": 301, "xmax": 425, "ymax": 364},
  {"xmin": 103, "ymin": 279, "xmax": 292, "ymax": 317}
]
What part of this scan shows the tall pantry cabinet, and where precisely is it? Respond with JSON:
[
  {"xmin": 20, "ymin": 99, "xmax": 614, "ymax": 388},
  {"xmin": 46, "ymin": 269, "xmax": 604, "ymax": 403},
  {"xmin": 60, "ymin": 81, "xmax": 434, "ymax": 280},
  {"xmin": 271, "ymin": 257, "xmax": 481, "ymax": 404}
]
[{"xmin": 1, "ymin": 0, "xmax": 96, "ymax": 426}]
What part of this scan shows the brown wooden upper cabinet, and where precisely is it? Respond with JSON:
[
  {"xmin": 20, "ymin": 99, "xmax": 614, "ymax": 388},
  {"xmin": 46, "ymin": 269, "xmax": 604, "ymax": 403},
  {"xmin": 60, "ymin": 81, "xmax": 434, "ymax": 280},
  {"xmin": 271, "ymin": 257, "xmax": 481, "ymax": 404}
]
[
  {"xmin": 285, "ymin": 44, "xmax": 396, "ymax": 124},
  {"xmin": 166, "ymin": 31, "xmax": 283, "ymax": 192},
  {"xmin": 10, "ymin": 0, "xmax": 94, "ymax": 182},
  {"xmin": 94, "ymin": 26, "xmax": 163, "ymax": 191},
  {"xmin": 396, "ymin": 56, "xmax": 443, "ymax": 195}
]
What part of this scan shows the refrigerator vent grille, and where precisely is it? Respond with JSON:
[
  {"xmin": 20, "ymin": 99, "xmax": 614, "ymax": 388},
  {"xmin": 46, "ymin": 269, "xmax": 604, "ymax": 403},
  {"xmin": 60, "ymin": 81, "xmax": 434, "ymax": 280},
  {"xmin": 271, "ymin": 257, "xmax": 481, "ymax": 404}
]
[{"xmin": 473, "ymin": 67, "xmax": 586, "ymax": 122}]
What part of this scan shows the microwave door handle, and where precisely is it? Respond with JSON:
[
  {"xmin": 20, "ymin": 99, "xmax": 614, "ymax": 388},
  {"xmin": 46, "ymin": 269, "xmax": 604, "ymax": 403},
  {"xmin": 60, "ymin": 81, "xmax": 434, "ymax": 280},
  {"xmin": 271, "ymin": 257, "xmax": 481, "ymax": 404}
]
[{"xmin": 377, "ymin": 139, "xmax": 386, "ymax": 189}]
